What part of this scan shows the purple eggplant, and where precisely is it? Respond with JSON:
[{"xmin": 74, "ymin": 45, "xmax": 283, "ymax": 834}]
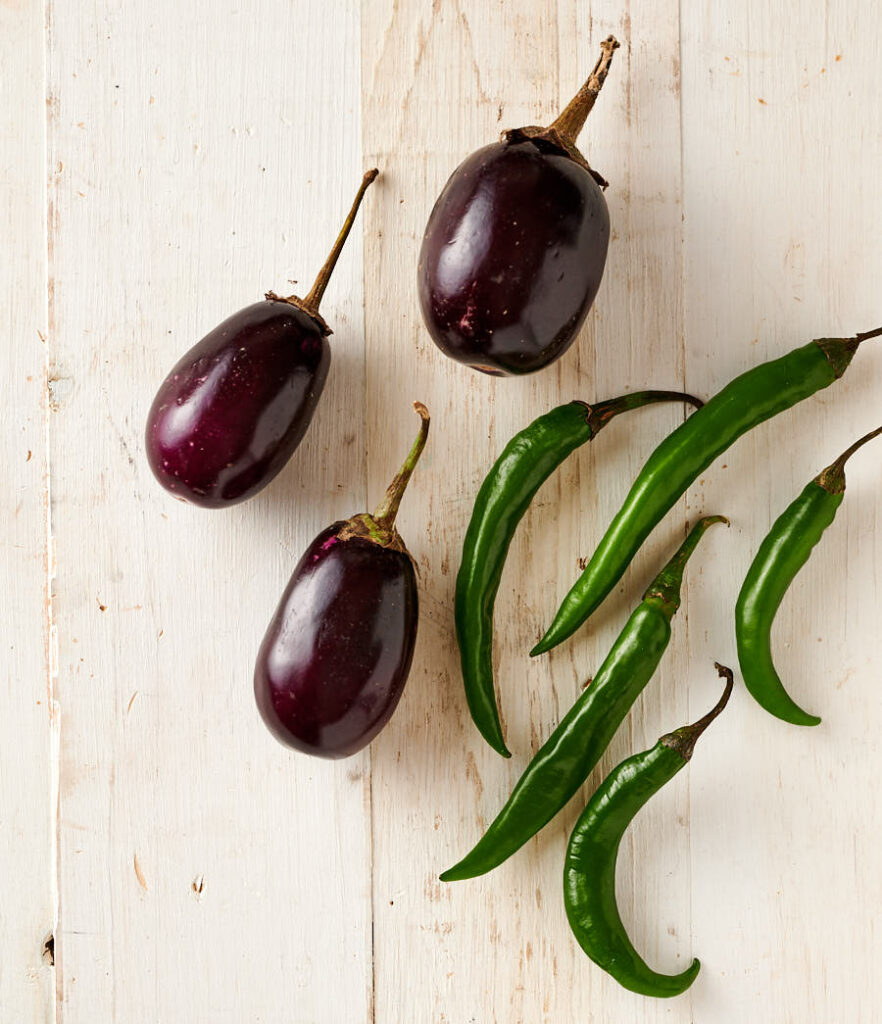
[
  {"xmin": 254, "ymin": 403, "xmax": 430, "ymax": 757},
  {"xmin": 145, "ymin": 169, "xmax": 378, "ymax": 508},
  {"xmin": 417, "ymin": 37, "xmax": 619, "ymax": 376}
]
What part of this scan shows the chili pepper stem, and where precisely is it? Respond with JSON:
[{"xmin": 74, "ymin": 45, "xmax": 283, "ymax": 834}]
[
  {"xmin": 373, "ymin": 403, "xmax": 431, "ymax": 532},
  {"xmin": 855, "ymin": 325, "xmax": 882, "ymax": 343},
  {"xmin": 586, "ymin": 390, "xmax": 704, "ymax": 434},
  {"xmin": 819, "ymin": 326, "xmax": 882, "ymax": 378},
  {"xmin": 548, "ymin": 35, "xmax": 620, "ymax": 146},
  {"xmin": 815, "ymin": 424, "xmax": 882, "ymax": 494},
  {"xmin": 643, "ymin": 516, "xmax": 729, "ymax": 614},
  {"xmin": 535, "ymin": 328, "xmax": 878, "ymax": 659},
  {"xmin": 661, "ymin": 663, "xmax": 734, "ymax": 761},
  {"xmin": 298, "ymin": 169, "xmax": 379, "ymax": 316}
]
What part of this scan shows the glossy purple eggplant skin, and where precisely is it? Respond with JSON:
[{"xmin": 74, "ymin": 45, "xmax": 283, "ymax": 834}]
[
  {"xmin": 255, "ymin": 523, "xmax": 419, "ymax": 758},
  {"xmin": 417, "ymin": 138, "xmax": 610, "ymax": 376},
  {"xmin": 145, "ymin": 299, "xmax": 330, "ymax": 508}
]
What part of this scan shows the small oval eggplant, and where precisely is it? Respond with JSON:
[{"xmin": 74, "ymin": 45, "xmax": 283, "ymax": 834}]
[
  {"xmin": 418, "ymin": 37, "xmax": 619, "ymax": 376},
  {"xmin": 146, "ymin": 169, "xmax": 378, "ymax": 507},
  {"xmin": 254, "ymin": 403, "xmax": 430, "ymax": 758}
]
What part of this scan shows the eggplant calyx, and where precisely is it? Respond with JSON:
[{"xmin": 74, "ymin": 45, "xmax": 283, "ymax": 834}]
[
  {"xmin": 500, "ymin": 127, "xmax": 609, "ymax": 189},
  {"xmin": 264, "ymin": 292, "xmax": 332, "ymax": 336},
  {"xmin": 337, "ymin": 513, "xmax": 409, "ymax": 555}
]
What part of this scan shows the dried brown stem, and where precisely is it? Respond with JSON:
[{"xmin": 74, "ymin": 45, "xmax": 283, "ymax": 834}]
[
  {"xmin": 301, "ymin": 168, "xmax": 379, "ymax": 315},
  {"xmin": 661, "ymin": 663, "xmax": 734, "ymax": 761},
  {"xmin": 373, "ymin": 402, "xmax": 431, "ymax": 532},
  {"xmin": 547, "ymin": 35, "xmax": 620, "ymax": 145},
  {"xmin": 816, "ymin": 424, "xmax": 882, "ymax": 493}
]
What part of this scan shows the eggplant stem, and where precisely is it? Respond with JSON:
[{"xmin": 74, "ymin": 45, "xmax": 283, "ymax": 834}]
[
  {"xmin": 300, "ymin": 169, "xmax": 379, "ymax": 315},
  {"xmin": 373, "ymin": 402, "xmax": 430, "ymax": 531},
  {"xmin": 547, "ymin": 35, "xmax": 620, "ymax": 145}
]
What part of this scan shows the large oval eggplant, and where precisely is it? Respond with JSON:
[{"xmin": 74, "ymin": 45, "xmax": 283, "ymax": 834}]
[
  {"xmin": 145, "ymin": 169, "xmax": 378, "ymax": 508},
  {"xmin": 254, "ymin": 404, "xmax": 429, "ymax": 758},
  {"xmin": 418, "ymin": 37, "xmax": 618, "ymax": 376}
]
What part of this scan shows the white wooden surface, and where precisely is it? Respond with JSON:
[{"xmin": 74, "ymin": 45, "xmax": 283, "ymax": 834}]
[
  {"xmin": 3, "ymin": 0, "xmax": 881, "ymax": 1020},
  {"xmin": 1, "ymin": 0, "xmax": 55, "ymax": 1019}
]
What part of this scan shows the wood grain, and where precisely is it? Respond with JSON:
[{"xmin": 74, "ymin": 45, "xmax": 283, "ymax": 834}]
[
  {"xmin": 0, "ymin": 0, "xmax": 56, "ymax": 1020},
  {"xmin": 46, "ymin": 1, "xmax": 370, "ymax": 1020},
  {"xmin": 362, "ymin": 1, "xmax": 705, "ymax": 1020},
  {"xmin": 681, "ymin": 3, "xmax": 882, "ymax": 1020},
  {"xmin": 4, "ymin": 0, "xmax": 881, "ymax": 1019}
]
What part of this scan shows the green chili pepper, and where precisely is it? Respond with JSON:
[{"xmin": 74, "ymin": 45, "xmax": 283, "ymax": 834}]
[
  {"xmin": 457, "ymin": 391, "xmax": 704, "ymax": 758},
  {"xmin": 441, "ymin": 515, "xmax": 726, "ymax": 882},
  {"xmin": 532, "ymin": 327, "xmax": 882, "ymax": 657},
  {"xmin": 736, "ymin": 424, "xmax": 882, "ymax": 726},
  {"xmin": 563, "ymin": 663, "xmax": 733, "ymax": 998}
]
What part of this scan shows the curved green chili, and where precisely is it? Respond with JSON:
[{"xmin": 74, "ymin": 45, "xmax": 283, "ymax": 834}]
[
  {"xmin": 563, "ymin": 663, "xmax": 733, "ymax": 998},
  {"xmin": 457, "ymin": 391, "xmax": 704, "ymax": 757},
  {"xmin": 532, "ymin": 327, "xmax": 882, "ymax": 656},
  {"xmin": 441, "ymin": 515, "xmax": 727, "ymax": 882},
  {"xmin": 736, "ymin": 424, "xmax": 882, "ymax": 726}
]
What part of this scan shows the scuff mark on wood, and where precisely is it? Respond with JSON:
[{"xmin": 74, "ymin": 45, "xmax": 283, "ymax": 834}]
[
  {"xmin": 133, "ymin": 853, "xmax": 148, "ymax": 890},
  {"xmin": 835, "ymin": 667, "xmax": 855, "ymax": 690},
  {"xmin": 464, "ymin": 751, "xmax": 483, "ymax": 802},
  {"xmin": 46, "ymin": 373, "xmax": 73, "ymax": 412}
]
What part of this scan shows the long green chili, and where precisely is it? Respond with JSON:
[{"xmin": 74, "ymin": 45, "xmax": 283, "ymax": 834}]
[
  {"xmin": 563, "ymin": 664, "xmax": 733, "ymax": 998},
  {"xmin": 456, "ymin": 391, "xmax": 703, "ymax": 757},
  {"xmin": 441, "ymin": 515, "xmax": 726, "ymax": 882},
  {"xmin": 736, "ymin": 424, "xmax": 882, "ymax": 726},
  {"xmin": 532, "ymin": 327, "xmax": 882, "ymax": 656}
]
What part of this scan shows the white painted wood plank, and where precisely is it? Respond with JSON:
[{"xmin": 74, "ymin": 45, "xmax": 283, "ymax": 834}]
[
  {"xmin": 363, "ymin": 1, "xmax": 701, "ymax": 1020},
  {"xmin": 566, "ymin": 5, "xmax": 703, "ymax": 1018},
  {"xmin": 682, "ymin": 1, "xmax": 882, "ymax": 1019},
  {"xmin": 47, "ymin": 1, "xmax": 371, "ymax": 1020},
  {"xmin": 0, "ymin": 1, "xmax": 56, "ymax": 1020}
]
